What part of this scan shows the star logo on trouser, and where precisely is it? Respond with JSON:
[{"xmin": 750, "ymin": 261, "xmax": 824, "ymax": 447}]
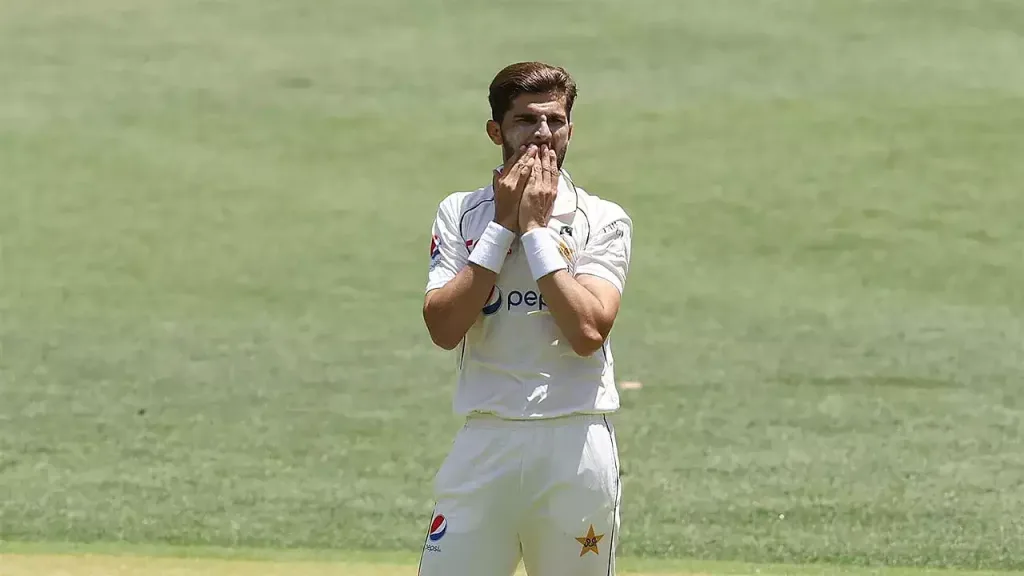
[{"xmin": 575, "ymin": 524, "xmax": 604, "ymax": 556}]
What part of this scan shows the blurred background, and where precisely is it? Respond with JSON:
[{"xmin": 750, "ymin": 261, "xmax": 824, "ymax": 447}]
[{"xmin": 1, "ymin": 0, "xmax": 1023, "ymax": 571}]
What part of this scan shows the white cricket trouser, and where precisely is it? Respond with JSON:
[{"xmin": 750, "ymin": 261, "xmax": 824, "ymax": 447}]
[{"xmin": 417, "ymin": 413, "xmax": 621, "ymax": 576}]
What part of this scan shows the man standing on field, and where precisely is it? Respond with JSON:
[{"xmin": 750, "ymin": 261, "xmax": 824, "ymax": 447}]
[{"xmin": 420, "ymin": 61, "xmax": 633, "ymax": 576}]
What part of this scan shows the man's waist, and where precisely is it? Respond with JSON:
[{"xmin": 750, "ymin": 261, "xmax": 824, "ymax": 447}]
[
  {"xmin": 462, "ymin": 410, "xmax": 615, "ymax": 427},
  {"xmin": 459, "ymin": 358, "xmax": 607, "ymax": 382}
]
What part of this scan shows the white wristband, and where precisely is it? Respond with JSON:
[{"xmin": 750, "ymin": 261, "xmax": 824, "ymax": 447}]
[
  {"xmin": 467, "ymin": 222, "xmax": 515, "ymax": 273},
  {"xmin": 521, "ymin": 227, "xmax": 568, "ymax": 281}
]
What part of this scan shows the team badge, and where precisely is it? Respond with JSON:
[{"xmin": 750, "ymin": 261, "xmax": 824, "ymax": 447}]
[
  {"xmin": 575, "ymin": 524, "xmax": 604, "ymax": 556},
  {"xmin": 428, "ymin": 514, "xmax": 447, "ymax": 542},
  {"xmin": 558, "ymin": 240, "xmax": 575, "ymax": 264},
  {"xmin": 556, "ymin": 225, "xmax": 576, "ymax": 265}
]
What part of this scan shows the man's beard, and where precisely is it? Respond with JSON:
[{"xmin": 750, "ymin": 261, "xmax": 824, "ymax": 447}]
[{"xmin": 502, "ymin": 140, "xmax": 568, "ymax": 171}]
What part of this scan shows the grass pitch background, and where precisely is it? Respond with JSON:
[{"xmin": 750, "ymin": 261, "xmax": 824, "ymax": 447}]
[{"xmin": 2, "ymin": 0, "xmax": 1024, "ymax": 571}]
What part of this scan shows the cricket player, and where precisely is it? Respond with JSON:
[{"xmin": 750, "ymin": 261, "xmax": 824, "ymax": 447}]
[{"xmin": 419, "ymin": 61, "xmax": 632, "ymax": 576}]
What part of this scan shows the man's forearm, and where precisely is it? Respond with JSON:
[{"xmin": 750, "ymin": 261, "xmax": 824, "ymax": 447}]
[
  {"xmin": 520, "ymin": 225, "xmax": 618, "ymax": 357},
  {"xmin": 423, "ymin": 264, "xmax": 497, "ymax": 350},
  {"xmin": 423, "ymin": 221, "xmax": 516, "ymax": 350},
  {"xmin": 536, "ymin": 271, "xmax": 612, "ymax": 357}
]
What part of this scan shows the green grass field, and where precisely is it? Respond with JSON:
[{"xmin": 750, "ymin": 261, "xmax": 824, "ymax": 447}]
[
  {"xmin": 5, "ymin": 542, "xmax": 1023, "ymax": 576},
  {"xmin": 2, "ymin": 0, "xmax": 1024, "ymax": 574}
]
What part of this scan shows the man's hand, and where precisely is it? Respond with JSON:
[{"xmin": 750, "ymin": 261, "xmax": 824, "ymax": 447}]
[
  {"xmin": 493, "ymin": 144, "xmax": 537, "ymax": 233},
  {"xmin": 519, "ymin": 145, "xmax": 559, "ymax": 233}
]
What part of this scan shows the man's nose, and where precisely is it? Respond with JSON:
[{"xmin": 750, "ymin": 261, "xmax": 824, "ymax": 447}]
[{"xmin": 534, "ymin": 119, "xmax": 552, "ymax": 140}]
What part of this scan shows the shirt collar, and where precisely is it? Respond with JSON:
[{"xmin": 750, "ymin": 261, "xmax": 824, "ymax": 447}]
[{"xmin": 492, "ymin": 165, "xmax": 577, "ymax": 217}]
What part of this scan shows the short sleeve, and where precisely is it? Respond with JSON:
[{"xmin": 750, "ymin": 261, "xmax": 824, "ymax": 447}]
[
  {"xmin": 426, "ymin": 198, "xmax": 469, "ymax": 293},
  {"xmin": 574, "ymin": 207, "xmax": 632, "ymax": 294}
]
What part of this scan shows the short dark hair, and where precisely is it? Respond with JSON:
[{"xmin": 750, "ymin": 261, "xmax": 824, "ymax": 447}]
[{"xmin": 488, "ymin": 61, "xmax": 578, "ymax": 124}]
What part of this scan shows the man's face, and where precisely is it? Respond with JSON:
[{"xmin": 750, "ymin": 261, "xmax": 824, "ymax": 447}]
[{"xmin": 491, "ymin": 92, "xmax": 573, "ymax": 169}]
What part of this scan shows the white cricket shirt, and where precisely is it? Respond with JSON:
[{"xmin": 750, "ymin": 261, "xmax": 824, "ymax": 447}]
[{"xmin": 425, "ymin": 170, "xmax": 632, "ymax": 420}]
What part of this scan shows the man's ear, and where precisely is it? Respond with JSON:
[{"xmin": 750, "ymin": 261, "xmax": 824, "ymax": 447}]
[
  {"xmin": 486, "ymin": 119, "xmax": 503, "ymax": 146},
  {"xmin": 567, "ymin": 121, "xmax": 574, "ymax": 142}
]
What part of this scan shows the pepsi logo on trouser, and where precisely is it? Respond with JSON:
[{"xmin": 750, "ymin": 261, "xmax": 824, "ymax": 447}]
[{"xmin": 428, "ymin": 514, "xmax": 447, "ymax": 541}]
